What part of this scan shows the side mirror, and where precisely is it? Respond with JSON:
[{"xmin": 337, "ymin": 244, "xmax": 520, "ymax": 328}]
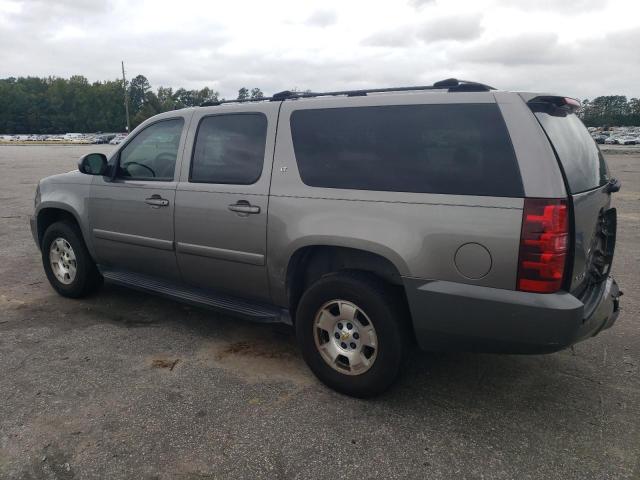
[
  {"xmin": 78, "ymin": 153, "xmax": 108, "ymax": 175},
  {"xmin": 606, "ymin": 177, "xmax": 621, "ymax": 193}
]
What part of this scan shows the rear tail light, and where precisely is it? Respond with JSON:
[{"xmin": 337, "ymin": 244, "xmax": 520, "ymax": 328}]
[{"xmin": 517, "ymin": 198, "xmax": 568, "ymax": 293}]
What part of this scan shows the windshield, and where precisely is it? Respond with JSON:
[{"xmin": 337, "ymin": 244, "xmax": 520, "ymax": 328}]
[{"xmin": 534, "ymin": 112, "xmax": 609, "ymax": 193}]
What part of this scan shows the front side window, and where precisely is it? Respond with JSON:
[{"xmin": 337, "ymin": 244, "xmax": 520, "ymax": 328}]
[
  {"xmin": 190, "ymin": 114, "xmax": 267, "ymax": 184},
  {"xmin": 290, "ymin": 104, "xmax": 523, "ymax": 197},
  {"xmin": 118, "ymin": 118, "xmax": 184, "ymax": 180}
]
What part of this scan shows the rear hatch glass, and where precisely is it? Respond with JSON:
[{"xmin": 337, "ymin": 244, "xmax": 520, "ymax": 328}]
[
  {"xmin": 535, "ymin": 113, "xmax": 609, "ymax": 193},
  {"xmin": 533, "ymin": 110, "xmax": 615, "ymax": 297}
]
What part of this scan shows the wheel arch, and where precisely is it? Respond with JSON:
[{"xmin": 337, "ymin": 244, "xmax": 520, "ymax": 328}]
[
  {"xmin": 284, "ymin": 244, "xmax": 409, "ymax": 321},
  {"xmin": 36, "ymin": 204, "xmax": 84, "ymax": 249}
]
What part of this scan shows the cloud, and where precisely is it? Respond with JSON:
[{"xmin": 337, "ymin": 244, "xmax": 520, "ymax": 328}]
[
  {"xmin": 408, "ymin": 0, "xmax": 436, "ymax": 8},
  {"xmin": 453, "ymin": 32, "xmax": 572, "ymax": 65},
  {"xmin": 17, "ymin": 0, "xmax": 111, "ymax": 12},
  {"xmin": 495, "ymin": 0, "xmax": 604, "ymax": 12},
  {"xmin": 418, "ymin": 14, "xmax": 484, "ymax": 42},
  {"xmin": 595, "ymin": 27, "xmax": 640, "ymax": 63},
  {"xmin": 304, "ymin": 10, "xmax": 338, "ymax": 27},
  {"xmin": 5, "ymin": 0, "xmax": 113, "ymax": 25},
  {"xmin": 362, "ymin": 29, "xmax": 417, "ymax": 47},
  {"xmin": 363, "ymin": 15, "xmax": 483, "ymax": 47}
]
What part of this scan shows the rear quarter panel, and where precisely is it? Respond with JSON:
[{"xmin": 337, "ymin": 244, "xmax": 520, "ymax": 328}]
[
  {"xmin": 495, "ymin": 92, "xmax": 567, "ymax": 198},
  {"xmin": 267, "ymin": 92, "xmax": 524, "ymax": 306}
]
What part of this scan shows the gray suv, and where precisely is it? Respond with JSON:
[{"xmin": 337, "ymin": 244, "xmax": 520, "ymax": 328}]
[{"xmin": 30, "ymin": 79, "xmax": 621, "ymax": 397}]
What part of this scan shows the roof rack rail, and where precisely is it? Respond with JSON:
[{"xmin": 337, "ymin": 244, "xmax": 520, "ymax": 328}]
[
  {"xmin": 198, "ymin": 78, "xmax": 495, "ymax": 107},
  {"xmin": 293, "ymin": 79, "xmax": 495, "ymax": 99}
]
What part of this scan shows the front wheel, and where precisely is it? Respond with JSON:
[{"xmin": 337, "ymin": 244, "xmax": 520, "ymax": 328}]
[
  {"xmin": 41, "ymin": 221, "xmax": 102, "ymax": 298},
  {"xmin": 296, "ymin": 272, "xmax": 408, "ymax": 397}
]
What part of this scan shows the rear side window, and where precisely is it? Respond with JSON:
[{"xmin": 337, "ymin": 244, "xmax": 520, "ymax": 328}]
[
  {"xmin": 290, "ymin": 104, "xmax": 523, "ymax": 197},
  {"xmin": 191, "ymin": 114, "xmax": 267, "ymax": 184},
  {"xmin": 534, "ymin": 112, "xmax": 609, "ymax": 193}
]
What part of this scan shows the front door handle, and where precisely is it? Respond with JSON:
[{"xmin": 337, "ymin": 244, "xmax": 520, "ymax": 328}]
[
  {"xmin": 228, "ymin": 200, "xmax": 260, "ymax": 215},
  {"xmin": 145, "ymin": 194, "xmax": 169, "ymax": 208}
]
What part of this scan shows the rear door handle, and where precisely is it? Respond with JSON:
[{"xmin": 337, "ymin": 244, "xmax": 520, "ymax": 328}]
[
  {"xmin": 228, "ymin": 201, "xmax": 260, "ymax": 215},
  {"xmin": 145, "ymin": 195, "xmax": 169, "ymax": 207}
]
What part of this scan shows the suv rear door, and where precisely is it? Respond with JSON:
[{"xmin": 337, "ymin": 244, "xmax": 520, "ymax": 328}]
[
  {"xmin": 529, "ymin": 98, "xmax": 616, "ymax": 298},
  {"xmin": 174, "ymin": 103, "xmax": 279, "ymax": 302}
]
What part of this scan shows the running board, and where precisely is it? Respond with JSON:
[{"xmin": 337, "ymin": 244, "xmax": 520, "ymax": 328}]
[{"xmin": 100, "ymin": 268, "xmax": 291, "ymax": 325}]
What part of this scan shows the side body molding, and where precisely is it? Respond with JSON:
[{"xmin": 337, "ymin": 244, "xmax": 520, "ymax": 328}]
[
  {"xmin": 93, "ymin": 229, "xmax": 174, "ymax": 251},
  {"xmin": 176, "ymin": 242, "xmax": 265, "ymax": 266}
]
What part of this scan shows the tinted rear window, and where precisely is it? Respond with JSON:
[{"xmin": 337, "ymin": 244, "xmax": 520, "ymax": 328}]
[
  {"xmin": 290, "ymin": 104, "xmax": 523, "ymax": 197},
  {"xmin": 534, "ymin": 112, "xmax": 609, "ymax": 193},
  {"xmin": 190, "ymin": 114, "xmax": 267, "ymax": 184}
]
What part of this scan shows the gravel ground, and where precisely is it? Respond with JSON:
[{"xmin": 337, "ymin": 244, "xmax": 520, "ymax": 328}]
[{"xmin": 0, "ymin": 145, "xmax": 638, "ymax": 480}]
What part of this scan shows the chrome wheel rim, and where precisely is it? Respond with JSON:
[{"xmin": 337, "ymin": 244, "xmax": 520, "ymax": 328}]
[
  {"xmin": 313, "ymin": 300, "xmax": 378, "ymax": 376},
  {"xmin": 49, "ymin": 237, "xmax": 77, "ymax": 285}
]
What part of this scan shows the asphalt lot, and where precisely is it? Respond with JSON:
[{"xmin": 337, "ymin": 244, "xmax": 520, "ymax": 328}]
[{"xmin": 0, "ymin": 144, "xmax": 638, "ymax": 480}]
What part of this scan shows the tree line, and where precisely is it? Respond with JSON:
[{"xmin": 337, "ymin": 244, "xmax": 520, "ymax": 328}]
[
  {"xmin": 579, "ymin": 96, "xmax": 640, "ymax": 127},
  {"xmin": 1, "ymin": 74, "xmax": 639, "ymax": 133},
  {"xmin": 0, "ymin": 75, "xmax": 264, "ymax": 134}
]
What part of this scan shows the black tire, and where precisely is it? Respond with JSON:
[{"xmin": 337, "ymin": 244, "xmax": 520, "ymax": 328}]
[
  {"xmin": 41, "ymin": 221, "xmax": 102, "ymax": 298},
  {"xmin": 296, "ymin": 271, "xmax": 409, "ymax": 398}
]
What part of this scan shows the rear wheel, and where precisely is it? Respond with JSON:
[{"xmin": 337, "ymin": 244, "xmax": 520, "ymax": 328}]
[
  {"xmin": 41, "ymin": 221, "xmax": 102, "ymax": 298},
  {"xmin": 296, "ymin": 272, "xmax": 408, "ymax": 397}
]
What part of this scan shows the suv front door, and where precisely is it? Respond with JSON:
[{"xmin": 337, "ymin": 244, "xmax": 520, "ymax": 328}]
[
  {"xmin": 175, "ymin": 104, "xmax": 278, "ymax": 302},
  {"xmin": 89, "ymin": 114, "xmax": 190, "ymax": 280}
]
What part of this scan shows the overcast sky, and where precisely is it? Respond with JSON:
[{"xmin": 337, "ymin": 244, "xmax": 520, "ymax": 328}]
[{"xmin": 1, "ymin": 0, "xmax": 639, "ymax": 99}]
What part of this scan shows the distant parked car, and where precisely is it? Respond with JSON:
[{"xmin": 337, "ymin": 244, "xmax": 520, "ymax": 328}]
[
  {"xmin": 109, "ymin": 134, "xmax": 127, "ymax": 145},
  {"xmin": 63, "ymin": 133, "xmax": 85, "ymax": 141},
  {"xmin": 604, "ymin": 137, "xmax": 618, "ymax": 144},
  {"xmin": 92, "ymin": 136, "xmax": 108, "ymax": 144},
  {"xmin": 594, "ymin": 135, "xmax": 607, "ymax": 144},
  {"xmin": 618, "ymin": 137, "xmax": 637, "ymax": 145}
]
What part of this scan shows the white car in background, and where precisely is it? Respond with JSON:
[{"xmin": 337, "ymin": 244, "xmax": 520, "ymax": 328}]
[{"xmin": 109, "ymin": 134, "xmax": 128, "ymax": 145}]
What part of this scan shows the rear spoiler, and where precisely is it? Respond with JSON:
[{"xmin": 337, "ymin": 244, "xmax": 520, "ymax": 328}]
[{"xmin": 527, "ymin": 96, "xmax": 581, "ymax": 117}]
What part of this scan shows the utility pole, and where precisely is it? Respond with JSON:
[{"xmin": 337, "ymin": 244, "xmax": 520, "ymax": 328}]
[{"xmin": 121, "ymin": 61, "xmax": 131, "ymax": 133}]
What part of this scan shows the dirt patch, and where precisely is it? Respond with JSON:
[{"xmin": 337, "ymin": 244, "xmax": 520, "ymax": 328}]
[
  {"xmin": 150, "ymin": 358, "xmax": 180, "ymax": 371},
  {"xmin": 0, "ymin": 294, "xmax": 27, "ymax": 309},
  {"xmin": 196, "ymin": 331, "xmax": 314, "ymax": 387},
  {"xmin": 216, "ymin": 341, "xmax": 294, "ymax": 360}
]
